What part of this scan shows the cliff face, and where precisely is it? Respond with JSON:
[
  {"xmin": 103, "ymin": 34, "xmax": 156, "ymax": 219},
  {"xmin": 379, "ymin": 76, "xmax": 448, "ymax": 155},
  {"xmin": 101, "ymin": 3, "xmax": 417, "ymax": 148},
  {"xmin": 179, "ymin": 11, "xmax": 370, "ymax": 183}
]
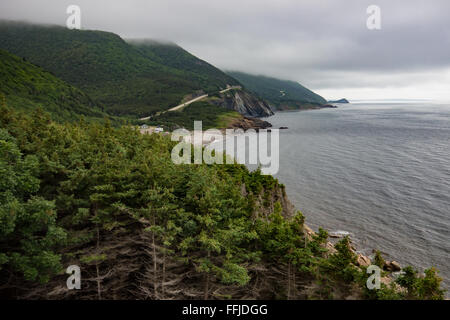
[
  {"xmin": 209, "ymin": 90, "xmax": 274, "ymax": 117},
  {"xmin": 242, "ymin": 183, "xmax": 296, "ymax": 220}
]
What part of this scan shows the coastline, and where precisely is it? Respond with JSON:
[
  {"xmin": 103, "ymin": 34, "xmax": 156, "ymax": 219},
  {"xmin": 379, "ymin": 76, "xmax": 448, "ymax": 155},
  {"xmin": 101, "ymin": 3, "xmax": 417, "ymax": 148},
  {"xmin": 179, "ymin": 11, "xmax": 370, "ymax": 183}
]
[
  {"xmin": 264, "ymin": 105, "xmax": 450, "ymax": 296},
  {"xmin": 142, "ymin": 107, "xmax": 447, "ymax": 298}
]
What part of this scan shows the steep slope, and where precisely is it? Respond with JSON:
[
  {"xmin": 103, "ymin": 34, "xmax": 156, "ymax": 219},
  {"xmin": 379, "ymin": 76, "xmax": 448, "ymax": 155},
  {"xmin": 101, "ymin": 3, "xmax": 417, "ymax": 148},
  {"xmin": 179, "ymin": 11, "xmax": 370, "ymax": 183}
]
[
  {"xmin": 0, "ymin": 21, "xmax": 238, "ymax": 117},
  {"xmin": 143, "ymin": 100, "xmax": 272, "ymax": 131},
  {"xmin": 129, "ymin": 40, "xmax": 240, "ymax": 93},
  {"xmin": 207, "ymin": 89, "xmax": 274, "ymax": 117},
  {"xmin": 227, "ymin": 71, "xmax": 327, "ymax": 110},
  {"xmin": 0, "ymin": 49, "xmax": 109, "ymax": 122}
]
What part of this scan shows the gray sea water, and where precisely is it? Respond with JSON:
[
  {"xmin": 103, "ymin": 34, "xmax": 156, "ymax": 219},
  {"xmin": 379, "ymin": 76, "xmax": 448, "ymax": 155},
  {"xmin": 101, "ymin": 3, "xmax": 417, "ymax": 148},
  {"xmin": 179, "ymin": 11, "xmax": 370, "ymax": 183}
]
[{"xmin": 263, "ymin": 102, "xmax": 450, "ymax": 292}]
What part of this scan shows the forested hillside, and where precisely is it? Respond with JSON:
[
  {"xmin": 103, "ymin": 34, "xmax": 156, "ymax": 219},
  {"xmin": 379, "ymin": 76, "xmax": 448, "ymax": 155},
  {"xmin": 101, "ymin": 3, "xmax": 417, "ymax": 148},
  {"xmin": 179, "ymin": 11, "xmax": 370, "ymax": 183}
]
[
  {"xmin": 0, "ymin": 102, "xmax": 444, "ymax": 300},
  {"xmin": 143, "ymin": 101, "xmax": 243, "ymax": 130},
  {"xmin": 130, "ymin": 40, "xmax": 239, "ymax": 94},
  {"xmin": 227, "ymin": 71, "xmax": 327, "ymax": 109},
  {"xmin": 0, "ymin": 49, "xmax": 110, "ymax": 123},
  {"xmin": 0, "ymin": 21, "xmax": 238, "ymax": 117}
]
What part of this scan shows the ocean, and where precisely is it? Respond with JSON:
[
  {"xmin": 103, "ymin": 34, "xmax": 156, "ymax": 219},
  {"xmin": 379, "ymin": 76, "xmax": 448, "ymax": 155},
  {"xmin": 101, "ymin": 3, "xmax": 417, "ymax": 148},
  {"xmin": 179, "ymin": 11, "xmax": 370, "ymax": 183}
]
[{"xmin": 261, "ymin": 102, "xmax": 450, "ymax": 292}]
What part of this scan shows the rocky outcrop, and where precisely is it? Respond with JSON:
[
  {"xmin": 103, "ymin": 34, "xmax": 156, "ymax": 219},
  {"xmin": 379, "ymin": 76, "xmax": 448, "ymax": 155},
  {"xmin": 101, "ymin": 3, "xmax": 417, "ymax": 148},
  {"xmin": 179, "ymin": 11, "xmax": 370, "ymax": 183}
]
[
  {"xmin": 241, "ymin": 182, "xmax": 296, "ymax": 220},
  {"xmin": 384, "ymin": 261, "xmax": 402, "ymax": 272},
  {"xmin": 209, "ymin": 89, "xmax": 274, "ymax": 117},
  {"xmin": 356, "ymin": 254, "xmax": 372, "ymax": 267},
  {"xmin": 227, "ymin": 116, "xmax": 272, "ymax": 131},
  {"xmin": 328, "ymin": 98, "xmax": 349, "ymax": 104}
]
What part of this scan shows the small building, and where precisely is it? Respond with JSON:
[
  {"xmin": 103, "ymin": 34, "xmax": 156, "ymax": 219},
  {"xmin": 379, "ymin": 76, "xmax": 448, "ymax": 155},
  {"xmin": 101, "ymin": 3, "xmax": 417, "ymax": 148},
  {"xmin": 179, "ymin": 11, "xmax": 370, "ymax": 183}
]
[{"xmin": 140, "ymin": 124, "xmax": 149, "ymax": 129}]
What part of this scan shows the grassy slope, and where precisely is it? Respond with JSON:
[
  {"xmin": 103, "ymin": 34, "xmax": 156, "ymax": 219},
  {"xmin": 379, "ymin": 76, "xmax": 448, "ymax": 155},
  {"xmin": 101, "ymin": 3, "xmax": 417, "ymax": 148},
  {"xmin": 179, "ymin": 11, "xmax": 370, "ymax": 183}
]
[
  {"xmin": 144, "ymin": 101, "xmax": 241, "ymax": 130},
  {"xmin": 0, "ymin": 21, "xmax": 239, "ymax": 117},
  {"xmin": 227, "ymin": 71, "xmax": 327, "ymax": 108},
  {"xmin": 0, "ymin": 49, "xmax": 112, "ymax": 123}
]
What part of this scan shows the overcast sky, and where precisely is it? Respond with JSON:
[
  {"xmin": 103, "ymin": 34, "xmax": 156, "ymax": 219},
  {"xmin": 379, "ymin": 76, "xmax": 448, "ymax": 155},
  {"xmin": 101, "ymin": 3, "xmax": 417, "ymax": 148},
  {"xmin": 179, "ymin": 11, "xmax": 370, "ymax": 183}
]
[{"xmin": 1, "ymin": 0, "xmax": 450, "ymax": 101}]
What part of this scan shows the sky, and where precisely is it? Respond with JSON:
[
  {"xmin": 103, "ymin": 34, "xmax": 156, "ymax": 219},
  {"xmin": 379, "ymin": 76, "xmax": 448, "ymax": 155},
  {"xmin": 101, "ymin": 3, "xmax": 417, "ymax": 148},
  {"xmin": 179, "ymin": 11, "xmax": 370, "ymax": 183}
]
[{"xmin": 1, "ymin": 0, "xmax": 450, "ymax": 101}]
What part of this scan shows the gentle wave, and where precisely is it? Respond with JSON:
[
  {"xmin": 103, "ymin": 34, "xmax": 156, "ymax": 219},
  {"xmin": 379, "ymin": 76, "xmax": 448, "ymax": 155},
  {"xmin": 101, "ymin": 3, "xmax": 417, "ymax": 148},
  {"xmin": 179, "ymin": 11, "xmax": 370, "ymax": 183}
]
[{"xmin": 265, "ymin": 102, "xmax": 450, "ymax": 292}]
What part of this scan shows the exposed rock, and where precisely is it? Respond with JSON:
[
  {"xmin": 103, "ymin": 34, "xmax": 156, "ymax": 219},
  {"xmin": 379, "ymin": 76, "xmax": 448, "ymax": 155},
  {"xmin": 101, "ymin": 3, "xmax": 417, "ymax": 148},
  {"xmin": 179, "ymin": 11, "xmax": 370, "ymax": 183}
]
[
  {"xmin": 391, "ymin": 261, "xmax": 401, "ymax": 271},
  {"xmin": 356, "ymin": 254, "xmax": 372, "ymax": 267},
  {"xmin": 209, "ymin": 89, "xmax": 274, "ymax": 117},
  {"xmin": 381, "ymin": 276, "xmax": 392, "ymax": 286},
  {"xmin": 384, "ymin": 260, "xmax": 402, "ymax": 272},
  {"xmin": 329, "ymin": 230, "xmax": 351, "ymax": 238},
  {"xmin": 228, "ymin": 116, "xmax": 272, "ymax": 131},
  {"xmin": 247, "ymin": 183, "xmax": 296, "ymax": 220},
  {"xmin": 303, "ymin": 225, "xmax": 315, "ymax": 235},
  {"xmin": 325, "ymin": 241, "xmax": 338, "ymax": 255}
]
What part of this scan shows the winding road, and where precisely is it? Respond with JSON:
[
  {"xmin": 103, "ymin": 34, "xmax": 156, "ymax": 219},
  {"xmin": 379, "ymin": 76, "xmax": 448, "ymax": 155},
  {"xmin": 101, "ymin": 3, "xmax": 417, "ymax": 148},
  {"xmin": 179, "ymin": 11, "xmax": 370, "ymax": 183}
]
[{"xmin": 139, "ymin": 86, "xmax": 241, "ymax": 121}]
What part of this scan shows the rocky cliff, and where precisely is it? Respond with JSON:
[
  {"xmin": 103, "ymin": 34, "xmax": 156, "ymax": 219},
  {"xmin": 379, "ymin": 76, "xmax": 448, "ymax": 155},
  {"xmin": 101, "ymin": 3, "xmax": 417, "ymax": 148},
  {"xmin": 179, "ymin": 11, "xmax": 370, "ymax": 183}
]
[
  {"xmin": 227, "ymin": 116, "xmax": 272, "ymax": 130},
  {"xmin": 209, "ymin": 89, "xmax": 274, "ymax": 117}
]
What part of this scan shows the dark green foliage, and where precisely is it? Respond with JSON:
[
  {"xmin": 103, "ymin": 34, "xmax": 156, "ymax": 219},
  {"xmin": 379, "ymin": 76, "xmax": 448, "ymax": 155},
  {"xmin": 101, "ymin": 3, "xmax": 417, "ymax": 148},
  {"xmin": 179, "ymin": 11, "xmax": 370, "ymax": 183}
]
[
  {"xmin": 131, "ymin": 40, "xmax": 239, "ymax": 93},
  {"xmin": 144, "ymin": 101, "xmax": 241, "ymax": 130},
  {"xmin": 373, "ymin": 250, "xmax": 385, "ymax": 269},
  {"xmin": 361, "ymin": 264, "xmax": 446, "ymax": 300},
  {"xmin": 0, "ymin": 104, "xmax": 263, "ymax": 291},
  {"xmin": 308, "ymin": 227, "xmax": 328, "ymax": 257},
  {"xmin": 0, "ymin": 22, "xmax": 238, "ymax": 117},
  {"xmin": 323, "ymin": 236, "xmax": 359, "ymax": 283},
  {"xmin": 362, "ymin": 281, "xmax": 403, "ymax": 300},
  {"xmin": 0, "ymin": 103, "xmax": 445, "ymax": 299},
  {"xmin": 396, "ymin": 266, "xmax": 445, "ymax": 300},
  {"xmin": 227, "ymin": 71, "xmax": 327, "ymax": 108},
  {"xmin": 0, "ymin": 49, "xmax": 112, "ymax": 123},
  {"xmin": 0, "ymin": 127, "xmax": 66, "ymax": 283},
  {"xmin": 256, "ymin": 204, "xmax": 328, "ymax": 278}
]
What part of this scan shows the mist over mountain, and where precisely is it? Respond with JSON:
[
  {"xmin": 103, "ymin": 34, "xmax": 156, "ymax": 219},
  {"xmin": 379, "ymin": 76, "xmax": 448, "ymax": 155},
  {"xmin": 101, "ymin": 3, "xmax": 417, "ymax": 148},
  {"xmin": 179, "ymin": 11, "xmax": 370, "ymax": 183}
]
[
  {"xmin": 0, "ymin": 9, "xmax": 446, "ymax": 302},
  {"xmin": 227, "ymin": 71, "xmax": 327, "ymax": 110},
  {"xmin": 0, "ymin": 21, "xmax": 240, "ymax": 118}
]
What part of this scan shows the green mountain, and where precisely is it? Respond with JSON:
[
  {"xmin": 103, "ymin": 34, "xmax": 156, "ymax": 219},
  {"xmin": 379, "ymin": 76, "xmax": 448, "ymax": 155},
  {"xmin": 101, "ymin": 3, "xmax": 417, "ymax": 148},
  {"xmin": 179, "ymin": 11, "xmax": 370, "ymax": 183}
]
[
  {"xmin": 0, "ymin": 21, "xmax": 239, "ymax": 117},
  {"xmin": 0, "ymin": 49, "xmax": 109, "ymax": 122},
  {"xmin": 129, "ymin": 39, "xmax": 239, "ymax": 93},
  {"xmin": 227, "ymin": 71, "xmax": 327, "ymax": 109}
]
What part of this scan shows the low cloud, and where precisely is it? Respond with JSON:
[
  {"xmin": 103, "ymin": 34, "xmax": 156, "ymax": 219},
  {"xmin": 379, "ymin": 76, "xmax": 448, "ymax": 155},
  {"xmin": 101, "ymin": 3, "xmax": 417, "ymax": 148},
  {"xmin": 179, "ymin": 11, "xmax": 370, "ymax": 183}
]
[{"xmin": 1, "ymin": 0, "xmax": 449, "ymax": 100}]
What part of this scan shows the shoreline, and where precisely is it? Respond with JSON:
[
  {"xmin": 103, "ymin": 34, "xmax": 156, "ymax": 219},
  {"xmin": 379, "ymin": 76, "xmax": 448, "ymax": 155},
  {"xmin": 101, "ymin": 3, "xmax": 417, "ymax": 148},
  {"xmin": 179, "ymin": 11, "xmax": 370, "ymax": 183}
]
[{"xmin": 141, "ymin": 115, "xmax": 446, "ymax": 297}]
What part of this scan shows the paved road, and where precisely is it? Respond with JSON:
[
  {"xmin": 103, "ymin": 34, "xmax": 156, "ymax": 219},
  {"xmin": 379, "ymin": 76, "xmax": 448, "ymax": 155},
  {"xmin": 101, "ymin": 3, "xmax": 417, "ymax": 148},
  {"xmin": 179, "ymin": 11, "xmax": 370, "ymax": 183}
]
[
  {"xmin": 139, "ymin": 86, "xmax": 241, "ymax": 121},
  {"xmin": 167, "ymin": 94, "xmax": 209, "ymax": 112}
]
